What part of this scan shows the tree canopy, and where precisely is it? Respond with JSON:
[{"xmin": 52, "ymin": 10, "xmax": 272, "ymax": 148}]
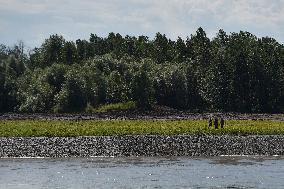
[{"xmin": 1, "ymin": 28, "xmax": 284, "ymax": 113}]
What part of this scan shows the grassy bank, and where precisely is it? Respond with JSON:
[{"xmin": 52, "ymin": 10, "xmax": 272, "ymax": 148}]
[{"xmin": 0, "ymin": 119, "xmax": 284, "ymax": 137}]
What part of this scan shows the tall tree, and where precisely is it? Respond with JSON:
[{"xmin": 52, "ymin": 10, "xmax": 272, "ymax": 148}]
[{"xmin": 41, "ymin": 34, "xmax": 65, "ymax": 66}]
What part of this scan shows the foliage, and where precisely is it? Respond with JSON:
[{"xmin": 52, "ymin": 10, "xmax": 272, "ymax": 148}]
[
  {"xmin": 0, "ymin": 28, "xmax": 284, "ymax": 113},
  {"xmin": 94, "ymin": 101, "xmax": 136, "ymax": 113}
]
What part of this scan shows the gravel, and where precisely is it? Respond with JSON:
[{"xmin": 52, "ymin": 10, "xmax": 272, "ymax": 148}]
[{"xmin": 1, "ymin": 135, "xmax": 284, "ymax": 157}]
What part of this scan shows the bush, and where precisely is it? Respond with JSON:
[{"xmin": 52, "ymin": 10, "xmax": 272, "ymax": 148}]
[{"xmin": 95, "ymin": 101, "xmax": 136, "ymax": 113}]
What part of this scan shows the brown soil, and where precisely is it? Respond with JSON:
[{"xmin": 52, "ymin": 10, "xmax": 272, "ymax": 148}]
[{"xmin": 0, "ymin": 106, "xmax": 283, "ymax": 121}]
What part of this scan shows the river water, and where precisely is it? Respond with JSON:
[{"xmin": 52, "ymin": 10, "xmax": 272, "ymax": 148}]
[{"xmin": 0, "ymin": 156, "xmax": 283, "ymax": 189}]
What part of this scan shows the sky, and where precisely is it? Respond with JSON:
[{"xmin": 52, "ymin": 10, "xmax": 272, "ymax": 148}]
[{"xmin": 0, "ymin": 0, "xmax": 284, "ymax": 49}]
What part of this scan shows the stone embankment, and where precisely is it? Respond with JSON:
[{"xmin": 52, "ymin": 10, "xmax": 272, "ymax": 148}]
[{"xmin": 1, "ymin": 135, "xmax": 284, "ymax": 157}]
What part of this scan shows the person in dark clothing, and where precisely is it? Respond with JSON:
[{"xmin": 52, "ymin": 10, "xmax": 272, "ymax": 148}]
[
  {"xmin": 220, "ymin": 118, "xmax": 225, "ymax": 129},
  {"xmin": 214, "ymin": 118, "xmax": 218, "ymax": 129},
  {"xmin": 208, "ymin": 118, "xmax": 212, "ymax": 128}
]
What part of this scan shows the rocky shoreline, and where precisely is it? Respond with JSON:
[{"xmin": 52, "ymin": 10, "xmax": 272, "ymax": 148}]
[{"xmin": 1, "ymin": 135, "xmax": 284, "ymax": 158}]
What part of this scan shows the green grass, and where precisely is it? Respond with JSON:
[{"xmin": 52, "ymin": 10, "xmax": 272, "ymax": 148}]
[
  {"xmin": 94, "ymin": 101, "xmax": 136, "ymax": 113},
  {"xmin": 0, "ymin": 119, "xmax": 284, "ymax": 137}
]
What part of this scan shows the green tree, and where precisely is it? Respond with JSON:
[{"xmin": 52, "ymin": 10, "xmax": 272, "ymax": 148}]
[
  {"xmin": 152, "ymin": 33, "xmax": 173, "ymax": 64},
  {"xmin": 62, "ymin": 41, "xmax": 78, "ymax": 65},
  {"xmin": 175, "ymin": 37, "xmax": 187, "ymax": 62},
  {"xmin": 41, "ymin": 34, "xmax": 65, "ymax": 66},
  {"xmin": 132, "ymin": 60, "xmax": 154, "ymax": 109},
  {"xmin": 17, "ymin": 69, "xmax": 54, "ymax": 112}
]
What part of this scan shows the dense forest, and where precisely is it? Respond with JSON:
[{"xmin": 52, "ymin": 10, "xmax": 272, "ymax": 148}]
[{"xmin": 0, "ymin": 28, "xmax": 284, "ymax": 113}]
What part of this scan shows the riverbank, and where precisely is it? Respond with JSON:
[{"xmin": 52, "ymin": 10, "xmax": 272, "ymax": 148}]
[
  {"xmin": 1, "ymin": 115, "xmax": 284, "ymax": 157},
  {"xmin": 1, "ymin": 111, "xmax": 284, "ymax": 121},
  {"xmin": 1, "ymin": 135, "xmax": 284, "ymax": 157}
]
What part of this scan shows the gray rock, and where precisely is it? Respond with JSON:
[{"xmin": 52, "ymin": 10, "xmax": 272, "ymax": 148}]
[{"xmin": 0, "ymin": 135, "xmax": 284, "ymax": 157}]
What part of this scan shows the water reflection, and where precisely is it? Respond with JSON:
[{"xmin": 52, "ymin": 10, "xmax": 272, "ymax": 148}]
[{"xmin": 0, "ymin": 156, "xmax": 283, "ymax": 189}]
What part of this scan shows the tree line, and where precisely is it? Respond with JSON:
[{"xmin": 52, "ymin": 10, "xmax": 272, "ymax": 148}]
[{"xmin": 1, "ymin": 28, "xmax": 284, "ymax": 113}]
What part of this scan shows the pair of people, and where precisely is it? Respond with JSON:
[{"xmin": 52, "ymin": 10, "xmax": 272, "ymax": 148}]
[{"xmin": 208, "ymin": 118, "xmax": 224, "ymax": 129}]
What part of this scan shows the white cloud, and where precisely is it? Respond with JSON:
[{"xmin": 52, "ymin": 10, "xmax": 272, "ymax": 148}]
[
  {"xmin": 225, "ymin": 0, "xmax": 284, "ymax": 25},
  {"xmin": 0, "ymin": 0, "xmax": 48, "ymax": 14},
  {"xmin": 0, "ymin": 0, "xmax": 283, "ymax": 47}
]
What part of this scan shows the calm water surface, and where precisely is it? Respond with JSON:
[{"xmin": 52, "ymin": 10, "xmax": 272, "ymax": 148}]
[{"xmin": 0, "ymin": 156, "xmax": 283, "ymax": 189}]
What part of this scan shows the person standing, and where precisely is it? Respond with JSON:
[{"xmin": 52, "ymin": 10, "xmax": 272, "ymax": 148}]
[
  {"xmin": 214, "ymin": 118, "xmax": 218, "ymax": 129},
  {"xmin": 208, "ymin": 118, "xmax": 212, "ymax": 128},
  {"xmin": 220, "ymin": 118, "xmax": 225, "ymax": 129}
]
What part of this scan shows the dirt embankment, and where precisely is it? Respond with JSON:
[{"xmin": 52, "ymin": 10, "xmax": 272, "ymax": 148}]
[{"xmin": 0, "ymin": 106, "xmax": 284, "ymax": 121}]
